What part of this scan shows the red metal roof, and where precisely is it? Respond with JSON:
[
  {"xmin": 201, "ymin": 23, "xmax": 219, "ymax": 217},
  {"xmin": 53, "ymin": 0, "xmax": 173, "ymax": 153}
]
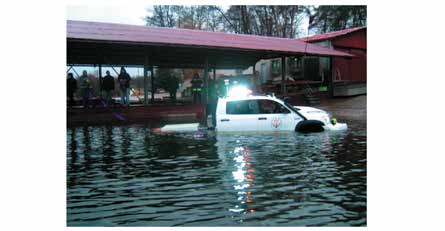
[
  {"xmin": 67, "ymin": 20, "xmax": 352, "ymax": 57},
  {"xmin": 299, "ymin": 26, "xmax": 366, "ymax": 43}
]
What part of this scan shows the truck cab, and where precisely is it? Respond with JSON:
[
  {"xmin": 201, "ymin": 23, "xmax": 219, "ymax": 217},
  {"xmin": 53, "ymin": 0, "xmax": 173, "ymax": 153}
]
[{"xmin": 216, "ymin": 95, "xmax": 304, "ymax": 132}]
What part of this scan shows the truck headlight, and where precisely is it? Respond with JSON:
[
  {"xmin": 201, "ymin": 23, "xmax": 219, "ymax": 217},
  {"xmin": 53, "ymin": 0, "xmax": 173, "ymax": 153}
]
[{"xmin": 327, "ymin": 112, "xmax": 337, "ymax": 125}]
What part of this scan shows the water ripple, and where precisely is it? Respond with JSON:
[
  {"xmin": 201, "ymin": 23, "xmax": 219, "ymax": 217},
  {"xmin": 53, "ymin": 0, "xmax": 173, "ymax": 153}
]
[{"xmin": 67, "ymin": 121, "xmax": 366, "ymax": 226}]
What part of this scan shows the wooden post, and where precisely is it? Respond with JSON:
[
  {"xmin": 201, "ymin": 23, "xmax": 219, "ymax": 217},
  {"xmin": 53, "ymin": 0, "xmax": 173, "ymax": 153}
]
[
  {"xmin": 252, "ymin": 64, "xmax": 256, "ymax": 87},
  {"xmin": 204, "ymin": 57, "xmax": 209, "ymax": 104},
  {"xmin": 143, "ymin": 65, "xmax": 148, "ymax": 105},
  {"xmin": 97, "ymin": 50, "xmax": 104, "ymax": 94},
  {"xmin": 150, "ymin": 66, "xmax": 155, "ymax": 103},
  {"xmin": 301, "ymin": 56, "xmax": 305, "ymax": 80},
  {"xmin": 98, "ymin": 64, "xmax": 103, "ymax": 93},
  {"xmin": 143, "ymin": 51, "xmax": 149, "ymax": 105},
  {"xmin": 281, "ymin": 56, "xmax": 286, "ymax": 95},
  {"xmin": 329, "ymin": 57, "xmax": 334, "ymax": 97}
]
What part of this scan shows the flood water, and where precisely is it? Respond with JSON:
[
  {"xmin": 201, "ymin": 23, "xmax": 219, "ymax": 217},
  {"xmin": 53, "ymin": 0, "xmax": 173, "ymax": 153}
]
[{"xmin": 67, "ymin": 120, "xmax": 366, "ymax": 226}]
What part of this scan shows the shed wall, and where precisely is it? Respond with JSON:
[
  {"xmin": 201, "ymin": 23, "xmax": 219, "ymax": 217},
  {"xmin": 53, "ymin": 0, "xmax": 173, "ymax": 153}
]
[
  {"xmin": 331, "ymin": 30, "xmax": 367, "ymax": 50},
  {"xmin": 333, "ymin": 47, "xmax": 366, "ymax": 82}
]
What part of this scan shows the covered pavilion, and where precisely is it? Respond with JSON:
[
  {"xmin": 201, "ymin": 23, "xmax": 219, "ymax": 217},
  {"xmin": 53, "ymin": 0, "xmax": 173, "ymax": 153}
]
[{"xmin": 67, "ymin": 20, "xmax": 352, "ymax": 106}]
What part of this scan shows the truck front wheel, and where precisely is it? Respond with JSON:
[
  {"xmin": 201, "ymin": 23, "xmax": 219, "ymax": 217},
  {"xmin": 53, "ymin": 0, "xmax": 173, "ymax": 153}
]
[{"xmin": 295, "ymin": 120, "xmax": 325, "ymax": 133}]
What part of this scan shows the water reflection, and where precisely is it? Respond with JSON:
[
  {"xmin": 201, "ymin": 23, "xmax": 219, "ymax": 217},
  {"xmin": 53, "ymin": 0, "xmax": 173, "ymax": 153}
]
[
  {"xmin": 214, "ymin": 130, "xmax": 365, "ymax": 226},
  {"xmin": 82, "ymin": 126, "xmax": 92, "ymax": 171},
  {"xmin": 227, "ymin": 145, "xmax": 256, "ymax": 215},
  {"xmin": 67, "ymin": 127, "xmax": 78, "ymax": 187},
  {"xmin": 101, "ymin": 126, "xmax": 115, "ymax": 177},
  {"xmin": 120, "ymin": 127, "xmax": 132, "ymax": 175},
  {"xmin": 67, "ymin": 122, "xmax": 366, "ymax": 226}
]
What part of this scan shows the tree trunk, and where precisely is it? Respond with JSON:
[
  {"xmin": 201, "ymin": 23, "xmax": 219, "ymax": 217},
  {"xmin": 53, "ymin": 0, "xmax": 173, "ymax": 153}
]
[
  {"xmin": 264, "ymin": 6, "xmax": 272, "ymax": 36},
  {"xmin": 289, "ymin": 6, "xmax": 297, "ymax": 38},
  {"xmin": 240, "ymin": 6, "xmax": 250, "ymax": 34}
]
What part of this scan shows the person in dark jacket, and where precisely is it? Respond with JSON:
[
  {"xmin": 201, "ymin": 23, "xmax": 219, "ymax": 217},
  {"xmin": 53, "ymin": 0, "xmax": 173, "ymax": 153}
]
[
  {"xmin": 118, "ymin": 67, "xmax": 131, "ymax": 106},
  {"xmin": 191, "ymin": 73, "xmax": 203, "ymax": 103},
  {"xmin": 67, "ymin": 73, "xmax": 77, "ymax": 108},
  {"xmin": 102, "ymin": 70, "xmax": 115, "ymax": 107},
  {"xmin": 208, "ymin": 80, "xmax": 219, "ymax": 128}
]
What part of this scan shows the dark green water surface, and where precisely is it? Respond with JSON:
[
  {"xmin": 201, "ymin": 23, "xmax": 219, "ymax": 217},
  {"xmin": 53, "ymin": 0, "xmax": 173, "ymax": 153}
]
[{"xmin": 67, "ymin": 120, "xmax": 366, "ymax": 226}]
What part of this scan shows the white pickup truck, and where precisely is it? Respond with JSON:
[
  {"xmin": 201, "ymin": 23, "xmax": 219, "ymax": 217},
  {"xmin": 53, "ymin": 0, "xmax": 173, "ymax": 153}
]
[
  {"xmin": 156, "ymin": 87, "xmax": 347, "ymax": 133},
  {"xmin": 215, "ymin": 93, "xmax": 347, "ymax": 133}
]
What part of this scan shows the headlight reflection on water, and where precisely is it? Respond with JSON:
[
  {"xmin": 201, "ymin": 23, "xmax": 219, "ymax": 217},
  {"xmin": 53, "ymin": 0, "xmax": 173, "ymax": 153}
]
[{"xmin": 229, "ymin": 145, "xmax": 256, "ymax": 215}]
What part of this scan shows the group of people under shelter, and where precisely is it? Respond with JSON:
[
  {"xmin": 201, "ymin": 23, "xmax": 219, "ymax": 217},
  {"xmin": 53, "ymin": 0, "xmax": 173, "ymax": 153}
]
[
  {"xmin": 67, "ymin": 67, "xmax": 251, "ymax": 127},
  {"xmin": 67, "ymin": 67, "xmax": 132, "ymax": 108},
  {"xmin": 67, "ymin": 66, "xmax": 226, "ymax": 128},
  {"xmin": 67, "ymin": 67, "xmax": 211, "ymax": 109}
]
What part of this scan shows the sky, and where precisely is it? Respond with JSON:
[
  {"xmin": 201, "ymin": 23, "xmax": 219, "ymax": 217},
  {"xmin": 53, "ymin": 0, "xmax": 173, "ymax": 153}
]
[
  {"xmin": 67, "ymin": 5, "xmax": 149, "ymax": 26},
  {"xmin": 67, "ymin": 5, "xmax": 309, "ymax": 34}
]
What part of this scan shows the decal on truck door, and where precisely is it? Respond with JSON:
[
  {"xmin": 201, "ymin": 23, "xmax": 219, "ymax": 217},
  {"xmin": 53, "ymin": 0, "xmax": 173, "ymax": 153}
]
[{"xmin": 271, "ymin": 117, "xmax": 281, "ymax": 129}]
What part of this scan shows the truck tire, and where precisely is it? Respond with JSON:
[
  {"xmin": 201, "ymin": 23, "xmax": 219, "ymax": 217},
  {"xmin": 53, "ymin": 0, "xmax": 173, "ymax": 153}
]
[{"xmin": 295, "ymin": 120, "xmax": 325, "ymax": 133}]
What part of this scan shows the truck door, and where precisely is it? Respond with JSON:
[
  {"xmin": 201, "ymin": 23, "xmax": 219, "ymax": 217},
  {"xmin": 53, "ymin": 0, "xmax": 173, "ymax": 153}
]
[
  {"xmin": 257, "ymin": 99, "xmax": 294, "ymax": 131},
  {"xmin": 219, "ymin": 100, "xmax": 259, "ymax": 132}
]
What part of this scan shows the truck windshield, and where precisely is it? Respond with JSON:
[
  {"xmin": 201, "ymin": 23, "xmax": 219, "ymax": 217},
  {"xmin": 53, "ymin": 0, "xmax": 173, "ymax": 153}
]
[
  {"xmin": 279, "ymin": 99, "xmax": 307, "ymax": 120},
  {"xmin": 284, "ymin": 101, "xmax": 300, "ymax": 114}
]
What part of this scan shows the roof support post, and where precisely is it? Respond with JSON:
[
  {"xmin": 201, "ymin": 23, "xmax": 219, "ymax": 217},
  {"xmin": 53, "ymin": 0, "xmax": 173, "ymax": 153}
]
[
  {"xmin": 150, "ymin": 66, "xmax": 155, "ymax": 103},
  {"xmin": 97, "ymin": 49, "xmax": 104, "ymax": 94},
  {"xmin": 301, "ymin": 56, "xmax": 305, "ymax": 80},
  {"xmin": 204, "ymin": 57, "xmax": 209, "ymax": 104},
  {"xmin": 252, "ymin": 64, "xmax": 256, "ymax": 88},
  {"xmin": 143, "ymin": 50, "xmax": 150, "ymax": 105},
  {"xmin": 329, "ymin": 57, "xmax": 334, "ymax": 97},
  {"xmin": 98, "ymin": 64, "xmax": 103, "ymax": 93},
  {"xmin": 281, "ymin": 56, "xmax": 286, "ymax": 95}
]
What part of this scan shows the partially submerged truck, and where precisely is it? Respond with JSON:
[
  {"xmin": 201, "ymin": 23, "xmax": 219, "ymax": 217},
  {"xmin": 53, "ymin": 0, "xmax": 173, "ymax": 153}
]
[{"xmin": 156, "ymin": 86, "xmax": 347, "ymax": 133}]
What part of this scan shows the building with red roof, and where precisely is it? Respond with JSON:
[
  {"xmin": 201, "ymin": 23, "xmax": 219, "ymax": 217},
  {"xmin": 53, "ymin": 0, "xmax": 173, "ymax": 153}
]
[
  {"xmin": 299, "ymin": 26, "xmax": 367, "ymax": 96},
  {"xmin": 253, "ymin": 26, "xmax": 366, "ymax": 101}
]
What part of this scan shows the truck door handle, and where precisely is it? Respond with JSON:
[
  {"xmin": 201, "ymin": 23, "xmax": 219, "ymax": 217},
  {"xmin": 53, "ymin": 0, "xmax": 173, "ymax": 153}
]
[
  {"xmin": 258, "ymin": 117, "xmax": 267, "ymax": 120},
  {"xmin": 220, "ymin": 119, "xmax": 230, "ymax": 122}
]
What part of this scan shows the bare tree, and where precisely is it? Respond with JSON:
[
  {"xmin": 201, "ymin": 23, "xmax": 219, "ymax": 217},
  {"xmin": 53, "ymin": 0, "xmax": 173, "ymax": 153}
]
[
  {"xmin": 307, "ymin": 5, "xmax": 366, "ymax": 33},
  {"xmin": 146, "ymin": 5, "xmax": 362, "ymax": 38}
]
